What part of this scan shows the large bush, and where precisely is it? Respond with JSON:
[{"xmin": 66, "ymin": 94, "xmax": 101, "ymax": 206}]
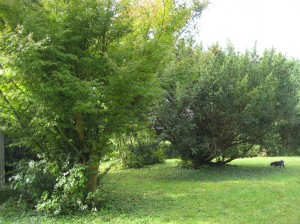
[{"xmin": 157, "ymin": 44, "xmax": 299, "ymax": 167}]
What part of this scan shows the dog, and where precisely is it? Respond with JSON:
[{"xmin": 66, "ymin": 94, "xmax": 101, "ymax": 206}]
[{"xmin": 270, "ymin": 160, "xmax": 285, "ymax": 168}]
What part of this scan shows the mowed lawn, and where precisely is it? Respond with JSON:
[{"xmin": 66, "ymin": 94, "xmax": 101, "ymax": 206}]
[{"xmin": 1, "ymin": 157, "xmax": 300, "ymax": 224}]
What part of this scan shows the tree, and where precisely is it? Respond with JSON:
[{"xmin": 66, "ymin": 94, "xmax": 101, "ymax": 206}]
[
  {"xmin": 157, "ymin": 43, "xmax": 299, "ymax": 167},
  {"xmin": 0, "ymin": 0, "xmax": 207, "ymax": 211}
]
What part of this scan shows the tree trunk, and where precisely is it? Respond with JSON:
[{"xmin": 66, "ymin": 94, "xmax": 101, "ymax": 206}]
[
  {"xmin": 87, "ymin": 160, "xmax": 99, "ymax": 194},
  {"xmin": 85, "ymin": 152, "xmax": 100, "ymax": 209},
  {"xmin": 75, "ymin": 112, "xmax": 85, "ymax": 146}
]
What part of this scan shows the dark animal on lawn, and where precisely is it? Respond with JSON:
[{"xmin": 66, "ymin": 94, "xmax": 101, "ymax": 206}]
[{"xmin": 270, "ymin": 160, "xmax": 285, "ymax": 168}]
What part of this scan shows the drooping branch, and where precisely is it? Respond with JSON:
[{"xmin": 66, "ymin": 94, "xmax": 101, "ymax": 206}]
[{"xmin": 221, "ymin": 144, "xmax": 255, "ymax": 165}]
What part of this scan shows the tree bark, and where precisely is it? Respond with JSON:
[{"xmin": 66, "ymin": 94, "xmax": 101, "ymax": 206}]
[
  {"xmin": 85, "ymin": 153, "xmax": 100, "ymax": 208},
  {"xmin": 75, "ymin": 112, "xmax": 85, "ymax": 145},
  {"xmin": 87, "ymin": 160, "xmax": 99, "ymax": 194}
]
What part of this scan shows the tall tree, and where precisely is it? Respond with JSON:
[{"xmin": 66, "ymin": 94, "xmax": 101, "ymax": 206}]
[{"xmin": 0, "ymin": 0, "xmax": 207, "ymax": 210}]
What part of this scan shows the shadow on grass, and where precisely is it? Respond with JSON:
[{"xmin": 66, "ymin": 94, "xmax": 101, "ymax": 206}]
[
  {"xmin": 105, "ymin": 161, "xmax": 289, "ymax": 185},
  {"xmin": 159, "ymin": 165, "xmax": 288, "ymax": 182}
]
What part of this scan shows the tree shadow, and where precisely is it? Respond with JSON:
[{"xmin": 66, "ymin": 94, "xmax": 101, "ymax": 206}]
[{"xmin": 150, "ymin": 164, "xmax": 288, "ymax": 183}]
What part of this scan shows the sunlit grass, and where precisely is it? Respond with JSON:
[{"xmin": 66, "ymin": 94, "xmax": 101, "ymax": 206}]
[{"xmin": 1, "ymin": 157, "xmax": 300, "ymax": 223}]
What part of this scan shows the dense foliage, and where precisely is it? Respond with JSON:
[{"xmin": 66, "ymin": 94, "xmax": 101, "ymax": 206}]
[
  {"xmin": 157, "ymin": 43, "xmax": 300, "ymax": 167},
  {"xmin": 0, "ymin": 0, "xmax": 206, "ymax": 212}
]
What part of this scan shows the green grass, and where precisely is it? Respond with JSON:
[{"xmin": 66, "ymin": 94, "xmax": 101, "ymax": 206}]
[{"xmin": 1, "ymin": 157, "xmax": 300, "ymax": 223}]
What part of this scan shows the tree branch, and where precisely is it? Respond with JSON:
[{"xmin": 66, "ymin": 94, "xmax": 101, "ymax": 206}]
[{"xmin": 54, "ymin": 125, "xmax": 86, "ymax": 162}]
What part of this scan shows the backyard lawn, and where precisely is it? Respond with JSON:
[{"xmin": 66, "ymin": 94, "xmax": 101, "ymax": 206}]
[{"xmin": 1, "ymin": 157, "xmax": 300, "ymax": 224}]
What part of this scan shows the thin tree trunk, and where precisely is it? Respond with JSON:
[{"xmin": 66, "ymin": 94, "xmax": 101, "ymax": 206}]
[
  {"xmin": 86, "ymin": 153, "xmax": 100, "ymax": 209},
  {"xmin": 75, "ymin": 112, "xmax": 85, "ymax": 145},
  {"xmin": 87, "ymin": 161, "xmax": 99, "ymax": 193}
]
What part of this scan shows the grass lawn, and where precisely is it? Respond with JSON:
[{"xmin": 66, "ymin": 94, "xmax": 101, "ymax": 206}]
[{"xmin": 1, "ymin": 157, "xmax": 300, "ymax": 223}]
